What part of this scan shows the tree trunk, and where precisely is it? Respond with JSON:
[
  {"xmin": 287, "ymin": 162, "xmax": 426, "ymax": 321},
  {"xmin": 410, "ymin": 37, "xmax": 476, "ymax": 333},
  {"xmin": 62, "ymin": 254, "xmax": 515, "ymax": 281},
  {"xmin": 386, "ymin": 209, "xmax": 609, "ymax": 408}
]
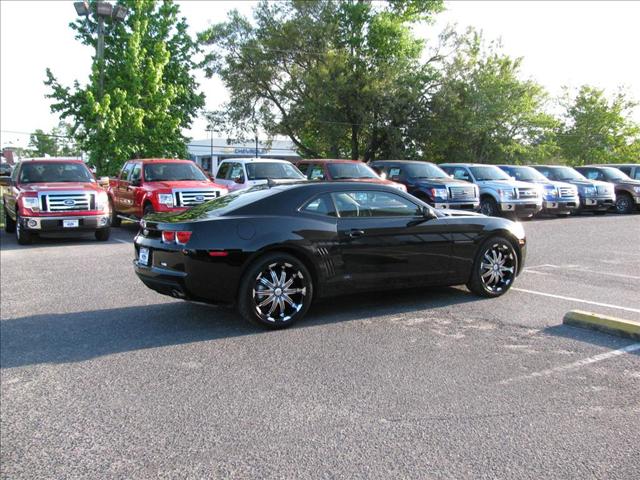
[{"xmin": 351, "ymin": 124, "xmax": 359, "ymax": 160}]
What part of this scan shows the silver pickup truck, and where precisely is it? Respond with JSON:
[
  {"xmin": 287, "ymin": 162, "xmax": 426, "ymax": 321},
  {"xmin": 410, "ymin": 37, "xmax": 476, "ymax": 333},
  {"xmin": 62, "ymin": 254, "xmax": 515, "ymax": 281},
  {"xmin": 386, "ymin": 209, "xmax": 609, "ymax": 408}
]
[{"xmin": 440, "ymin": 163, "xmax": 542, "ymax": 218}]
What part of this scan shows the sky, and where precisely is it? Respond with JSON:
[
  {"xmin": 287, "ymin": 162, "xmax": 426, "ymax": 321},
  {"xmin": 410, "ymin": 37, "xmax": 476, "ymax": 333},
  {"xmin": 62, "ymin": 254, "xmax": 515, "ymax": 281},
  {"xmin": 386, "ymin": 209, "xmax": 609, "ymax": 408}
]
[{"xmin": 1, "ymin": 0, "xmax": 639, "ymax": 149}]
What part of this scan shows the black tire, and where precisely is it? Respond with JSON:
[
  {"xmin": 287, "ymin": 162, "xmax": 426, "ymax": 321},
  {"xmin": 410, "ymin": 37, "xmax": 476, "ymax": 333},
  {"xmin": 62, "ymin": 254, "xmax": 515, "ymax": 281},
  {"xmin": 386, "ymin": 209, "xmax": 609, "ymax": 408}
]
[
  {"xmin": 110, "ymin": 199, "xmax": 121, "ymax": 227},
  {"xmin": 4, "ymin": 204, "xmax": 16, "ymax": 233},
  {"xmin": 615, "ymin": 192, "xmax": 634, "ymax": 214},
  {"xmin": 95, "ymin": 228, "xmax": 111, "ymax": 241},
  {"xmin": 15, "ymin": 215, "xmax": 33, "ymax": 245},
  {"xmin": 467, "ymin": 236, "xmax": 518, "ymax": 298},
  {"xmin": 238, "ymin": 252, "xmax": 313, "ymax": 329},
  {"xmin": 143, "ymin": 203, "xmax": 154, "ymax": 217},
  {"xmin": 480, "ymin": 197, "xmax": 500, "ymax": 217}
]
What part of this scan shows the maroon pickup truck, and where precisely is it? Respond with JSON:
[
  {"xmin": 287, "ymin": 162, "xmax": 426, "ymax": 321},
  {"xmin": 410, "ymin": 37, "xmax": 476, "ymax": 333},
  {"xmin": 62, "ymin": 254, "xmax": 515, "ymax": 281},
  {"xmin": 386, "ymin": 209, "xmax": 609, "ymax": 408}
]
[
  {"xmin": 107, "ymin": 158, "xmax": 228, "ymax": 226},
  {"xmin": 1, "ymin": 158, "xmax": 111, "ymax": 245}
]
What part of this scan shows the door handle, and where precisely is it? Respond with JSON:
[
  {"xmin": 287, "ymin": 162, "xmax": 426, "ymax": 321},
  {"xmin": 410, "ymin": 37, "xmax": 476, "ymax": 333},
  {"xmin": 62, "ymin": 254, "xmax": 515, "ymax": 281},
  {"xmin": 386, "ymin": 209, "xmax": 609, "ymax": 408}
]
[{"xmin": 348, "ymin": 229, "xmax": 365, "ymax": 238}]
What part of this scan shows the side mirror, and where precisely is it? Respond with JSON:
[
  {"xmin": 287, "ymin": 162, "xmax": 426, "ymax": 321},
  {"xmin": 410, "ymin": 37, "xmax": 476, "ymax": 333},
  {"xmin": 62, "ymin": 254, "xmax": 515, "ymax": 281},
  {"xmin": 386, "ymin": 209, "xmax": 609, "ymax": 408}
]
[
  {"xmin": 449, "ymin": 174, "xmax": 454, "ymax": 179},
  {"xmin": 422, "ymin": 206, "xmax": 437, "ymax": 219},
  {"xmin": 0, "ymin": 176, "xmax": 11, "ymax": 187},
  {"xmin": 98, "ymin": 176, "xmax": 110, "ymax": 187},
  {"xmin": 130, "ymin": 178, "xmax": 141, "ymax": 187},
  {"xmin": 233, "ymin": 176, "xmax": 244, "ymax": 184},
  {"xmin": 378, "ymin": 172, "xmax": 387, "ymax": 180},
  {"xmin": 391, "ymin": 175, "xmax": 401, "ymax": 182}
]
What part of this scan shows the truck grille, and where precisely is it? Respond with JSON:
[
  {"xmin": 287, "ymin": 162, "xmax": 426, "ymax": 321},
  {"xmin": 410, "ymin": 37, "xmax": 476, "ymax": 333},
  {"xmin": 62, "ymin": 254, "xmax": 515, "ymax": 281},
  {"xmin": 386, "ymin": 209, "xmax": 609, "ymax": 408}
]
[
  {"xmin": 558, "ymin": 187, "xmax": 576, "ymax": 198},
  {"xmin": 40, "ymin": 192, "xmax": 94, "ymax": 212},
  {"xmin": 448, "ymin": 186, "xmax": 476, "ymax": 200},
  {"xmin": 174, "ymin": 189, "xmax": 222, "ymax": 207},
  {"xmin": 517, "ymin": 188, "xmax": 538, "ymax": 199}
]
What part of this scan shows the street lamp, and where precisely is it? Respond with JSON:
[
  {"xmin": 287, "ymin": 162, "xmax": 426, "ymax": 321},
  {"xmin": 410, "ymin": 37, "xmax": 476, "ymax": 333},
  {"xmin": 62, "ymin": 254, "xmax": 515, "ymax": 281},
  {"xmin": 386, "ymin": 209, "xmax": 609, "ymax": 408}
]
[{"xmin": 73, "ymin": 1, "xmax": 129, "ymax": 99}]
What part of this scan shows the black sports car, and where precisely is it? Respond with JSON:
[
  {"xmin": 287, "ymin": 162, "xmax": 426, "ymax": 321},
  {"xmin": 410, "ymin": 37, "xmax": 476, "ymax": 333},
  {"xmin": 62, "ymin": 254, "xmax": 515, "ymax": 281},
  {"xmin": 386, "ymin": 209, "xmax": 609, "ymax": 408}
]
[{"xmin": 134, "ymin": 182, "xmax": 526, "ymax": 328}]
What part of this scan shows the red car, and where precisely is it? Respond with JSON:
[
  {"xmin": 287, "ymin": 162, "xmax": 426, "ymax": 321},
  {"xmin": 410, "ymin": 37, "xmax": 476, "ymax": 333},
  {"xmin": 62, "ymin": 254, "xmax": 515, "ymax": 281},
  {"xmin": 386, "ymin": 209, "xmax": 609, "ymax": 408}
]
[
  {"xmin": 292, "ymin": 159, "xmax": 407, "ymax": 192},
  {"xmin": 108, "ymin": 159, "xmax": 228, "ymax": 225},
  {"xmin": 0, "ymin": 158, "xmax": 111, "ymax": 245}
]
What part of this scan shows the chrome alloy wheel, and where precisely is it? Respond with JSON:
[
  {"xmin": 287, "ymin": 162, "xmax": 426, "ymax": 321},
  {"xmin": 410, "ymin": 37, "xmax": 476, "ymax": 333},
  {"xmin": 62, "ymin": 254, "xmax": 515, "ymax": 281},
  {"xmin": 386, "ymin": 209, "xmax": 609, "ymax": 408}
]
[
  {"xmin": 253, "ymin": 262, "xmax": 307, "ymax": 323},
  {"xmin": 479, "ymin": 242, "xmax": 516, "ymax": 293}
]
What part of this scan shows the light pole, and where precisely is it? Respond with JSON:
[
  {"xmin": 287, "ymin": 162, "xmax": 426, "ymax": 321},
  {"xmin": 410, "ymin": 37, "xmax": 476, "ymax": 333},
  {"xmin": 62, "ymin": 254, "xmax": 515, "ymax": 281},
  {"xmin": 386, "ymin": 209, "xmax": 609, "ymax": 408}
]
[{"xmin": 73, "ymin": 1, "xmax": 129, "ymax": 99}]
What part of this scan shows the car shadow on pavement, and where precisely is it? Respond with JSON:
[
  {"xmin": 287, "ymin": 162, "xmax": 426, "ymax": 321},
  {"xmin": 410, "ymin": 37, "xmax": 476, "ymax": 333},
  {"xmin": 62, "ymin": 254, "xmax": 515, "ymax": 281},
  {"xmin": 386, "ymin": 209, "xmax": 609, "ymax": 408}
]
[
  {"xmin": 542, "ymin": 324, "xmax": 640, "ymax": 355},
  {"xmin": 0, "ymin": 224, "xmax": 138, "ymax": 251},
  {"xmin": 1, "ymin": 286, "xmax": 480, "ymax": 369}
]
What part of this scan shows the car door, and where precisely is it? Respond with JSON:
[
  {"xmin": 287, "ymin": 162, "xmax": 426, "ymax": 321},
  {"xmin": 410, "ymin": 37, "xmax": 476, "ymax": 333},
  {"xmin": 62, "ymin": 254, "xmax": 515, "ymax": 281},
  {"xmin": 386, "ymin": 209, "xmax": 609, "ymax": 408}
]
[
  {"xmin": 214, "ymin": 162, "xmax": 232, "ymax": 190},
  {"xmin": 115, "ymin": 162, "xmax": 134, "ymax": 213},
  {"xmin": 332, "ymin": 189, "xmax": 452, "ymax": 289},
  {"xmin": 4, "ymin": 164, "xmax": 21, "ymax": 218},
  {"xmin": 226, "ymin": 162, "xmax": 246, "ymax": 192},
  {"xmin": 124, "ymin": 162, "xmax": 143, "ymax": 216}
]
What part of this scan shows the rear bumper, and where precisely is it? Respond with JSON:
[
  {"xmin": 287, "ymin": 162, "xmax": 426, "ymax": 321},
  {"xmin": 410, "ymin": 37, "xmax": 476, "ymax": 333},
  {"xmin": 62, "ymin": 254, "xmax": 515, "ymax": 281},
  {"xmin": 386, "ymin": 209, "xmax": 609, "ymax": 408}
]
[
  {"xmin": 134, "ymin": 260, "xmax": 190, "ymax": 299},
  {"xmin": 20, "ymin": 214, "xmax": 110, "ymax": 232},
  {"xmin": 580, "ymin": 197, "xmax": 615, "ymax": 210},
  {"xmin": 434, "ymin": 201, "xmax": 480, "ymax": 211}
]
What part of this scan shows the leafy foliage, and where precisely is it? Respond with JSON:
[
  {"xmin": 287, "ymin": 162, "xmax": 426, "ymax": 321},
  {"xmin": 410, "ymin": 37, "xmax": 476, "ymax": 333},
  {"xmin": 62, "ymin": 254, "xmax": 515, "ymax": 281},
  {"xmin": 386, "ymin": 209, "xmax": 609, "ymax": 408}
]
[
  {"xmin": 28, "ymin": 123, "xmax": 80, "ymax": 157},
  {"xmin": 45, "ymin": 0, "xmax": 204, "ymax": 175}
]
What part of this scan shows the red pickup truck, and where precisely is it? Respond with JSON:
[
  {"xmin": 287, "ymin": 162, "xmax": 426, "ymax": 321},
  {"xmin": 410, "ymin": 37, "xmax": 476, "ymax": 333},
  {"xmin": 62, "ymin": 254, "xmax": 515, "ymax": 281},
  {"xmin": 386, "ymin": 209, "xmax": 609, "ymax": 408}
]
[
  {"xmin": 108, "ymin": 159, "xmax": 227, "ymax": 225},
  {"xmin": 1, "ymin": 158, "xmax": 111, "ymax": 245}
]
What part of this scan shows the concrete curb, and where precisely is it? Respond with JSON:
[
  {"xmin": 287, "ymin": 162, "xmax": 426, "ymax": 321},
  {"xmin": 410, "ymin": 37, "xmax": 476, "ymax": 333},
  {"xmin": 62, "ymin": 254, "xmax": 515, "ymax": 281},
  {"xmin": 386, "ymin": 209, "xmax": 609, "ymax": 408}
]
[{"xmin": 563, "ymin": 310, "xmax": 640, "ymax": 340}]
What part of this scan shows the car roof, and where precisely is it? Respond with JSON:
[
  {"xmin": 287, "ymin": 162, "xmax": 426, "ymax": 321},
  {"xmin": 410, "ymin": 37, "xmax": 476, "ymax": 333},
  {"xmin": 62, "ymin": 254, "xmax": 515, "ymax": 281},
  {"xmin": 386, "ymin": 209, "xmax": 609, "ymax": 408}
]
[
  {"xmin": 19, "ymin": 157, "xmax": 84, "ymax": 163},
  {"xmin": 439, "ymin": 163, "xmax": 498, "ymax": 167},
  {"xmin": 369, "ymin": 160, "xmax": 437, "ymax": 165},
  {"xmin": 131, "ymin": 158, "xmax": 193, "ymax": 163},
  {"xmin": 219, "ymin": 157, "xmax": 293, "ymax": 164},
  {"xmin": 295, "ymin": 158, "xmax": 366, "ymax": 164}
]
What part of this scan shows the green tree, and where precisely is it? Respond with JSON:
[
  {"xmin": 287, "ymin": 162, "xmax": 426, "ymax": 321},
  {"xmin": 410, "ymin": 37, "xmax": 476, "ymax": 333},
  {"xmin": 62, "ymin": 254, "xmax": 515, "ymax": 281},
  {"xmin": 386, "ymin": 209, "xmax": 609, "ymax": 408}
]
[
  {"xmin": 45, "ymin": 0, "xmax": 204, "ymax": 175},
  {"xmin": 199, "ymin": 0, "xmax": 443, "ymax": 161},
  {"xmin": 28, "ymin": 122, "xmax": 80, "ymax": 157},
  {"xmin": 557, "ymin": 86, "xmax": 640, "ymax": 165},
  {"xmin": 417, "ymin": 29, "xmax": 559, "ymax": 165}
]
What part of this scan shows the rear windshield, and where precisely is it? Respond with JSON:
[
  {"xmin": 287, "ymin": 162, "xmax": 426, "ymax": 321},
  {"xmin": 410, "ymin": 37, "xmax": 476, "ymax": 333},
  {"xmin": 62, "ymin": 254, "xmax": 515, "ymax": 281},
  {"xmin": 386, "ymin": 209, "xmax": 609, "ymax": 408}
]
[
  {"xmin": 144, "ymin": 162, "xmax": 207, "ymax": 182},
  {"xmin": 19, "ymin": 162, "xmax": 94, "ymax": 184},
  {"xmin": 327, "ymin": 162, "xmax": 379, "ymax": 180},
  {"xmin": 246, "ymin": 162, "xmax": 305, "ymax": 180}
]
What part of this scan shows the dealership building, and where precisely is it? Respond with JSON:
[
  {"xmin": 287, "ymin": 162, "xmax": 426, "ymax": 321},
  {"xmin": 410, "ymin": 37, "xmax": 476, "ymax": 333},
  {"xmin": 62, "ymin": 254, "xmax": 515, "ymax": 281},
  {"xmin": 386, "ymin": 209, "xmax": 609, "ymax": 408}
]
[{"xmin": 188, "ymin": 137, "xmax": 300, "ymax": 174}]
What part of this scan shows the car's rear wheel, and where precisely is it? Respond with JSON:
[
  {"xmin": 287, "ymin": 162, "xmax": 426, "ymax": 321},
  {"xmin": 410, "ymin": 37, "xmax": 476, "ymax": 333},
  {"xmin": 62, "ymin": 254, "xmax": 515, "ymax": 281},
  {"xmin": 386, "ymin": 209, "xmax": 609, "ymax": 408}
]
[
  {"xmin": 615, "ymin": 192, "xmax": 634, "ymax": 214},
  {"xmin": 143, "ymin": 203, "xmax": 154, "ymax": 217},
  {"xmin": 4, "ymin": 205, "xmax": 16, "ymax": 233},
  {"xmin": 480, "ymin": 197, "xmax": 499, "ymax": 217},
  {"xmin": 467, "ymin": 236, "xmax": 518, "ymax": 297},
  {"xmin": 15, "ymin": 215, "xmax": 33, "ymax": 245},
  {"xmin": 238, "ymin": 253, "xmax": 313, "ymax": 329}
]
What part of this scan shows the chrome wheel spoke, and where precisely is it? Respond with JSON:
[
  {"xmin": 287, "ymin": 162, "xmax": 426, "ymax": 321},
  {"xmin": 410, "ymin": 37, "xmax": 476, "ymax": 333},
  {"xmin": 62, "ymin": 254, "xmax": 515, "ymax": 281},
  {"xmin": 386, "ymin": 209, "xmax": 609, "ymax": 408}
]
[
  {"xmin": 254, "ymin": 262, "xmax": 307, "ymax": 322},
  {"xmin": 258, "ymin": 295, "xmax": 275, "ymax": 308}
]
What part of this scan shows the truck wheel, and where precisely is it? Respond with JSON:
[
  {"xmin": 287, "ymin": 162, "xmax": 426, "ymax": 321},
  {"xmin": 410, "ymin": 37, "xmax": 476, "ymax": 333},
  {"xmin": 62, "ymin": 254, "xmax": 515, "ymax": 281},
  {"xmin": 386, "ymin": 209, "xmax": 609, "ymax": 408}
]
[
  {"xmin": 95, "ymin": 228, "xmax": 111, "ymax": 241},
  {"xmin": 615, "ymin": 193, "xmax": 634, "ymax": 214},
  {"xmin": 4, "ymin": 205, "xmax": 16, "ymax": 233},
  {"xmin": 480, "ymin": 197, "xmax": 499, "ymax": 217},
  {"xmin": 110, "ymin": 200, "xmax": 121, "ymax": 227},
  {"xmin": 143, "ymin": 203, "xmax": 154, "ymax": 217},
  {"xmin": 15, "ymin": 215, "xmax": 33, "ymax": 245}
]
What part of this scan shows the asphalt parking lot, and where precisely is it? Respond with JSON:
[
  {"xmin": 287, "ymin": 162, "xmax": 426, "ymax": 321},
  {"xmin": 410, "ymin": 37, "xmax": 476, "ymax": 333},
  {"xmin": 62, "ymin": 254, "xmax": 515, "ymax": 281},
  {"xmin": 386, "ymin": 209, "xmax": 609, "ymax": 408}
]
[{"xmin": 1, "ymin": 213, "xmax": 639, "ymax": 479}]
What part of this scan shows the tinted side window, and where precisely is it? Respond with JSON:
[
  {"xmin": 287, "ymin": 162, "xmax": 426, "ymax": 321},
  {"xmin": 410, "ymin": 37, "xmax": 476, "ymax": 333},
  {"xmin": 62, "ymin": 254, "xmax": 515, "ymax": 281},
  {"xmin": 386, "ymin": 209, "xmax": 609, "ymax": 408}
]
[
  {"xmin": 634, "ymin": 169, "xmax": 640, "ymax": 180},
  {"xmin": 296, "ymin": 163, "xmax": 310, "ymax": 174},
  {"xmin": 332, "ymin": 191, "xmax": 421, "ymax": 218},
  {"xmin": 581, "ymin": 169, "xmax": 601, "ymax": 181},
  {"xmin": 302, "ymin": 194, "xmax": 336, "ymax": 216},
  {"xmin": 388, "ymin": 167, "xmax": 402, "ymax": 178},
  {"xmin": 307, "ymin": 164, "xmax": 325, "ymax": 180},
  {"xmin": 452, "ymin": 168, "xmax": 471, "ymax": 181},
  {"xmin": 229, "ymin": 163, "xmax": 245, "ymax": 182},
  {"xmin": 536, "ymin": 168, "xmax": 551, "ymax": 179},
  {"xmin": 216, "ymin": 162, "xmax": 231, "ymax": 180},
  {"xmin": 618, "ymin": 166, "xmax": 631, "ymax": 175},
  {"xmin": 130, "ymin": 163, "xmax": 142, "ymax": 182},
  {"xmin": 120, "ymin": 163, "xmax": 133, "ymax": 180}
]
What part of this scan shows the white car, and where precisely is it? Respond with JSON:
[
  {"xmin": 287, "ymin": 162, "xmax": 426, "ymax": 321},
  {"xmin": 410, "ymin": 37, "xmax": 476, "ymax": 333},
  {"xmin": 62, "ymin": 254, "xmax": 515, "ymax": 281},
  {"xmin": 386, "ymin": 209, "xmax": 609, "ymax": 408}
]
[{"xmin": 213, "ymin": 158, "xmax": 306, "ymax": 192}]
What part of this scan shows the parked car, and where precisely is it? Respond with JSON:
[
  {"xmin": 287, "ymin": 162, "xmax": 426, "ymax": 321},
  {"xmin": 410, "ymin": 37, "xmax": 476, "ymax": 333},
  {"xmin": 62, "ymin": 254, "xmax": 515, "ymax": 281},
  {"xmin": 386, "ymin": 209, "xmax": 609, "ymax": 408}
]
[
  {"xmin": 575, "ymin": 165, "xmax": 640, "ymax": 214},
  {"xmin": 530, "ymin": 165, "xmax": 615, "ymax": 215},
  {"xmin": 292, "ymin": 158, "xmax": 407, "ymax": 193},
  {"xmin": 604, "ymin": 164, "xmax": 640, "ymax": 181},
  {"xmin": 497, "ymin": 165, "xmax": 579, "ymax": 216},
  {"xmin": 0, "ymin": 163, "xmax": 12, "ymax": 176},
  {"xmin": 133, "ymin": 182, "xmax": 526, "ymax": 328},
  {"xmin": 214, "ymin": 158, "xmax": 306, "ymax": 192},
  {"xmin": 369, "ymin": 160, "xmax": 479, "ymax": 210},
  {"xmin": 108, "ymin": 158, "xmax": 227, "ymax": 226},
  {"xmin": 0, "ymin": 158, "xmax": 110, "ymax": 245},
  {"xmin": 439, "ymin": 163, "xmax": 542, "ymax": 218}
]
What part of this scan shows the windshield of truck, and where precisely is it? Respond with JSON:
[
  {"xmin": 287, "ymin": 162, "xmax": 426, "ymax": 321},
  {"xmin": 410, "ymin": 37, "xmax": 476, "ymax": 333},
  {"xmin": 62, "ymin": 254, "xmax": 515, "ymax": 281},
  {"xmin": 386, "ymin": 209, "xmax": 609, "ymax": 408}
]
[
  {"xmin": 552, "ymin": 167, "xmax": 586, "ymax": 181},
  {"xmin": 144, "ymin": 162, "xmax": 208, "ymax": 182},
  {"xmin": 19, "ymin": 162, "xmax": 94, "ymax": 184},
  {"xmin": 245, "ymin": 162, "xmax": 305, "ymax": 180},
  {"xmin": 601, "ymin": 167, "xmax": 631, "ymax": 181},
  {"xmin": 401, "ymin": 163, "xmax": 448, "ymax": 179},
  {"xmin": 469, "ymin": 166, "xmax": 511, "ymax": 181},
  {"xmin": 504, "ymin": 166, "xmax": 547, "ymax": 182},
  {"xmin": 327, "ymin": 162, "xmax": 379, "ymax": 179}
]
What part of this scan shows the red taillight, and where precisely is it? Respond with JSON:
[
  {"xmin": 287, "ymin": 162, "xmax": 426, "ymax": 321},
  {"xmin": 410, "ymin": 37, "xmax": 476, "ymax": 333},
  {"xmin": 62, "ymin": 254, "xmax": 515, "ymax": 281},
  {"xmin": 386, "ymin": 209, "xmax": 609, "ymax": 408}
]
[
  {"xmin": 161, "ymin": 230, "xmax": 191, "ymax": 245},
  {"xmin": 175, "ymin": 231, "xmax": 192, "ymax": 245},
  {"xmin": 161, "ymin": 231, "xmax": 175, "ymax": 243},
  {"xmin": 208, "ymin": 250, "xmax": 228, "ymax": 257}
]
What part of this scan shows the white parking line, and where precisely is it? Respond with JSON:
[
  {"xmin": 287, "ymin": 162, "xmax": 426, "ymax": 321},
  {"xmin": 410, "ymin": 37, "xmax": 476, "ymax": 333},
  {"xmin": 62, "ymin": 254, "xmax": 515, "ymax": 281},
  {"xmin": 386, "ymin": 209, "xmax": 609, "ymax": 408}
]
[
  {"xmin": 526, "ymin": 264, "xmax": 640, "ymax": 281},
  {"xmin": 502, "ymin": 343, "xmax": 640, "ymax": 384},
  {"xmin": 512, "ymin": 288, "xmax": 640, "ymax": 314}
]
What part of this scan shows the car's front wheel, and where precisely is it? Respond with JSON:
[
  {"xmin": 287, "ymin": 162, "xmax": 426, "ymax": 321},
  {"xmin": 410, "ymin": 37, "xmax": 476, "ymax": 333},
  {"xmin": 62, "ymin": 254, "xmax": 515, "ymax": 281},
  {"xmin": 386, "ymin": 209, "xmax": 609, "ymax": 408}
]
[
  {"xmin": 4, "ymin": 204, "xmax": 16, "ymax": 233},
  {"xmin": 615, "ymin": 193, "xmax": 634, "ymax": 214},
  {"xmin": 15, "ymin": 215, "xmax": 33, "ymax": 245},
  {"xmin": 238, "ymin": 253, "xmax": 313, "ymax": 329},
  {"xmin": 480, "ymin": 197, "xmax": 499, "ymax": 217},
  {"xmin": 467, "ymin": 236, "xmax": 518, "ymax": 297},
  {"xmin": 95, "ymin": 228, "xmax": 111, "ymax": 241}
]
